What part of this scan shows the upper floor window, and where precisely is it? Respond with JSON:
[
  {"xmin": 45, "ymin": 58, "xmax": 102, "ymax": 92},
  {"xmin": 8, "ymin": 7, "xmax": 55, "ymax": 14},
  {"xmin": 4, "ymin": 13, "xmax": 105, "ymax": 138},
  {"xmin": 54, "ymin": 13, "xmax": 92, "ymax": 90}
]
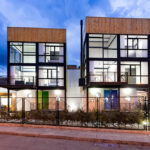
[
  {"xmin": 38, "ymin": 66, "xmax": 64, "ymax": 87},
  {"xmin": 120, "ymin": 61, "xmax": 148, "ymax": 84},
  {"xmin": 10, "ymin": 65, "xmax": 36, "ymax": 85},
  {"xmin": 120, "ymin": 35, "xmax": 148, "ymax": 58},
  {"xmin": 88, "ymin": 34, "xmax": 117, "ymax": 58},
  {"xmin": 89, "ymin": 61, "xmax": 117, "ymax": 82},
  {"xmin": 38, "ymin": 43, "xmax": 64, "ymax": 63},
  {"xmin": 10, "ymin": 42, "xmax": 36, "ymax": 63}
]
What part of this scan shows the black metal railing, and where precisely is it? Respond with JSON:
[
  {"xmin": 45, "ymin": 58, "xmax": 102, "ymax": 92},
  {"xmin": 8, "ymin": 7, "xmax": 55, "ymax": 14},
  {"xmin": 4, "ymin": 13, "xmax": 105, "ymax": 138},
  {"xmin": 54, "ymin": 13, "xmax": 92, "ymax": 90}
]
[
  {"xmin": 0, "ymin": 96, "xmax": 149, "ymax": 130},
  {"xmin": 10, "ymin": 76, "xmax": 35, "ymax": 86},
  {"xmin": 89, "ymin": 72, "xmax": 128, "ymax": 83}
]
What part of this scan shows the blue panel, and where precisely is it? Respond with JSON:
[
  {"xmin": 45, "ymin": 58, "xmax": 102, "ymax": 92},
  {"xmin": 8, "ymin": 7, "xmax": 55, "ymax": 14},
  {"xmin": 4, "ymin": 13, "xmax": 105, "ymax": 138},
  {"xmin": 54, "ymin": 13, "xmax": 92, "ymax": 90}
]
[{"xmin": 104, "ymin": 90, "xmax": 118, "ymax": 110}]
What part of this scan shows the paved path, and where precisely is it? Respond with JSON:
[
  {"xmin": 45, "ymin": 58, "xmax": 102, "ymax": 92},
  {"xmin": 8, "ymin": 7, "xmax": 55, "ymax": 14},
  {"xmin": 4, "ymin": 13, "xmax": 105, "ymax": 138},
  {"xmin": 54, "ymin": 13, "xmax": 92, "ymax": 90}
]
[
  {"xmin": 0, "ymin": 134, "xmax": 150, "ymax": 150},
  {"xmin": 0, "ymin": 124, "xmax": 149, "ymax": 146}
]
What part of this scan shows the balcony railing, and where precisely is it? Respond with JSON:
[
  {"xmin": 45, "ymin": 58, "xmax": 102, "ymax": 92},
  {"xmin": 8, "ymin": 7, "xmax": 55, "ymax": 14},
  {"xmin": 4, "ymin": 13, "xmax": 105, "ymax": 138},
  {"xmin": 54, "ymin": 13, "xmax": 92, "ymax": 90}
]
[
  {"xmin": 10, "ymin": 76, "xmax": 36, "ymax": 86},
  {"xmin": 89, "ymin": 72, "xmax": 128, "ymax": 84},
  {"xmin": 121, "ymin": 73, "xmax": 148, "ymax": 84},
  {"xmin": 89, "ymin": 72, "xmax": 148, "ymax": 85}
]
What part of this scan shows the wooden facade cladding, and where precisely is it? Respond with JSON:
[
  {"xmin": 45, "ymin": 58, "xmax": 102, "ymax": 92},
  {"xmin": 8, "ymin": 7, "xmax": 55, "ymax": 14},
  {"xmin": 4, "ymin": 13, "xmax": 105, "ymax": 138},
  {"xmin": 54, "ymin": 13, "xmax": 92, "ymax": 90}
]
[
  {"xmin": 7, "ymin": 27, "xmax": 66, "ymax": 43},
  {"xmin": 85, "ymin": 17, "xmax": 150, "ymax": 34}
]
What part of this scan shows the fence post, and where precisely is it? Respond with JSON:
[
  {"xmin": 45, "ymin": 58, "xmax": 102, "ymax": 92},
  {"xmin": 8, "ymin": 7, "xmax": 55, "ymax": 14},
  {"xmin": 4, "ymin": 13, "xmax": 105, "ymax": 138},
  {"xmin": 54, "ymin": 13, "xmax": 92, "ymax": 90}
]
[
  {"xmin": 96, "ymin": 97, "xmax": 99, "ymax": 127},
  {"xmin": 56, "ymin": 97, "xmax": 60, "ymax": 126},
  {"xmin": 0, "ymin": 97, "xmax": 1, "ymax": 113},
  {"xmin": 22, "ymin": 98, "xmax": 25, "ymax": 124},
  {"xmin": 144, "ymin": 97, "xmax": 149, "ymax": 131},
  {"xmin": 148, "ymin": 97, "xmax": 150, "ymax": 130}
]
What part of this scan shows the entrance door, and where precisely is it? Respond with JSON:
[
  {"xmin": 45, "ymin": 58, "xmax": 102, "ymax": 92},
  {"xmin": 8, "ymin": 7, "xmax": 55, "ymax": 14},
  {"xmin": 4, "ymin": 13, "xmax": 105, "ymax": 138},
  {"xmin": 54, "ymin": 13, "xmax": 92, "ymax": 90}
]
[
  {"xmin": 104, "ymin": 90, "xmax": 118, "ymax": 110},
  {"xmin": 38, "ymin": 91, "xmax": 49, "ymax": 110}
]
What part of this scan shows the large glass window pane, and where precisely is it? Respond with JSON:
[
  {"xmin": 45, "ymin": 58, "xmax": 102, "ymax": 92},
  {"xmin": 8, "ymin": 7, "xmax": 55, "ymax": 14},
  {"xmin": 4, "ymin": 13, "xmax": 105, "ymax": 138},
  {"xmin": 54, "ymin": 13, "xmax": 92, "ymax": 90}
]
[
  {"xmin": 38, "ymin": 43, "xmax": 64, "ymax": 63},
  {"xmin": 104, "ymin": 49, "xmax": 117, "ymax": 58},
  {"xmin": 38, "ymin": 66, "xmax": 64, "ymax": 86},
  {"xmin": 23, "ymin": 43, "xmax": 36, "ymax": 63},
  {"xmin": 89, "ymin": 61, "xmax": 117, "ymax": 82},
  {"xmin": 10, "ymin": 66, "xmax": 36, "ymax": 85},
  {"xmin": 120, "ymin": 50, "xmax": 127, "ymax": 57},
  {"xmin": 121, "ymin": 61, "xmax": 148, "ymax": 84},
  {"xmin": 10, "ymin": 42, "xmax": 22, "ymax": 63},
  {"xmin": 89, "ymin": 34, "xmax": 117, "ymax": 58},
  {"xmin": 120, "ymin": 35, "xmax": 127, "ymax": 49},
  {"xmin": 104, "ymin": 35, "xmax": 117, "ymax": 49},
  {"xmin": 138, "ymin": 39, "xmax": 147, "ymax": 49},
  {"xmin": 120, "ymin": 35, "xmax": 148, "ymax": 58},
  {"xmin": 89, "ymin": 48, "xmax": 102, "ymax": 58}
]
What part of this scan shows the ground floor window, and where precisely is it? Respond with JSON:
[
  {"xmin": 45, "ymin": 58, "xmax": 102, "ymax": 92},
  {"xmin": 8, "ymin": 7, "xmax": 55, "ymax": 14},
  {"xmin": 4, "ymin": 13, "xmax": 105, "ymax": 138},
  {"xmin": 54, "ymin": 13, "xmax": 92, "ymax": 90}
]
[
  {"xmin": 88, "ymin": 88, "xmax": 147, "ymax": 111},
  {"xmin": 0, "ymin": 89, "xmax": 65, "ymax": 112}
]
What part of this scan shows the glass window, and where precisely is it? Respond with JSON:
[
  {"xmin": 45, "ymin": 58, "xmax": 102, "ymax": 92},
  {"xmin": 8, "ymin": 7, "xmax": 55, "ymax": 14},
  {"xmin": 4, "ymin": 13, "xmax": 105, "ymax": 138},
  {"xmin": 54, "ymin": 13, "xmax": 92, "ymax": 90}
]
[
  {"xmin": 10, "ymin": 66, "xmax": 36, "ymax": 85},
  {"xmin": 38, "ymin": 66, "xmax": 64, "ymax": 87},
  {"xmin": 10, "ymin": 42, "xmax": 22, "ymax": 63},
  {"xmin": 38, "ymin": 43, "xmax": 64, "ymax": 63},
  {"xmin": 121, "ymin": 61, "xmax": 148, "ymax": 84},
  {"xmin": 89, "ymin": 61, "xmax": 117, "ymax": 82},
  {"xmin": 10, "ymin": 42, "xmax": 36, "ymax": 63},
  {"xmin": 88, "ymin": 34, "xmax": 117, "ymax": 58},
  {"xmin": 120, "ymin": 35, "xmax": 148, "ymax": 58}
]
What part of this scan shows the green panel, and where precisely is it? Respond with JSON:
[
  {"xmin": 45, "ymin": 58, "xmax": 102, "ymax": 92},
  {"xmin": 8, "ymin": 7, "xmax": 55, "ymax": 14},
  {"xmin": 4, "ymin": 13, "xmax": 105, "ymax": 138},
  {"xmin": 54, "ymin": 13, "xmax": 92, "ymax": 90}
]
[
  {"xmin": 42, "ymin": 91, "xmax": 49, "ymax": 109},
  {"xmin": 38, "ymin": 91, "xmax": 42, "ymax": 110}
]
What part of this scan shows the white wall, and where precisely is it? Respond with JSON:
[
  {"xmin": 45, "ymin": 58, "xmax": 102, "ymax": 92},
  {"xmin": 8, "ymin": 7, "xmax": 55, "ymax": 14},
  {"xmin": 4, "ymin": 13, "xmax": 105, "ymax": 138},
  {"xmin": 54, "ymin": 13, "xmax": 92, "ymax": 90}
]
[
  {"xmin": 16, "ymin": 90, "xmax": 36, "ymax": 111},
  {"xmin": 67, "ymin": 69, "xmax": 83, "ymax": 111}
]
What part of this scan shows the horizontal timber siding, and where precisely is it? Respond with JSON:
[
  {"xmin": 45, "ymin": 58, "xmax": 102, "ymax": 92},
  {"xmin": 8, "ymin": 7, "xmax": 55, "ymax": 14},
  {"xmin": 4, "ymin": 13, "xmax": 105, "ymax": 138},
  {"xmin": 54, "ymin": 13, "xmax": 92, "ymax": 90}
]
[
  {"xmin": 86, "ymin": 17, "xmax": 150, "ymax": 34},
  {"xmin": 7, "ymin": 27, "xmax": 66, "ymax": 43}
]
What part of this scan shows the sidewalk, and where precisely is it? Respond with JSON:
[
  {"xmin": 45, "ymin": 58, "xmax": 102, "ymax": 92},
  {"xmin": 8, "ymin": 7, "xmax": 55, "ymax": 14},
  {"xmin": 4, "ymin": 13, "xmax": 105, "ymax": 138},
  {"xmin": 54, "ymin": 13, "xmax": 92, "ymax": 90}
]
[{"xmin": 0, "ymin": 123, "xmax": 150, "ymax": 146}]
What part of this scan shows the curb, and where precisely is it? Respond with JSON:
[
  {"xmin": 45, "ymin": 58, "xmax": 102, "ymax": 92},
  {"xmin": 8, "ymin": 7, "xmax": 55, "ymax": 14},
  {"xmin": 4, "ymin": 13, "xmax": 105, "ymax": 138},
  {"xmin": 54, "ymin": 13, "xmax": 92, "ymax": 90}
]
[
  {"xmin": 0, "ymin": 123, "xmax": 150, "ymax": 135},
  {"xmin": 0, "ymin": 130, "xmax": 150, "ymax": 146}
]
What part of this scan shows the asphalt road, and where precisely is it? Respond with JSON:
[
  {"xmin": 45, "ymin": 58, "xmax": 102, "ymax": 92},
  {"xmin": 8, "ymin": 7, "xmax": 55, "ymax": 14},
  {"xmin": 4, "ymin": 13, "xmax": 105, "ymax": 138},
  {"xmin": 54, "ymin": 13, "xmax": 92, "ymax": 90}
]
[{"xmin": 0, "ymin": 134, "xmax": 149, "ymax": 150}]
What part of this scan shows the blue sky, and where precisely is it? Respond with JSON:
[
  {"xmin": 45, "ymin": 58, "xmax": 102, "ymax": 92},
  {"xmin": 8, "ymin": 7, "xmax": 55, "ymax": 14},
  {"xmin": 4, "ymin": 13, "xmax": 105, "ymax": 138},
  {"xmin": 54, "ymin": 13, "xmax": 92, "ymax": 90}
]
[{"xmin": 0, "ymin": 0, "xmax": 150, "ymax": 75}]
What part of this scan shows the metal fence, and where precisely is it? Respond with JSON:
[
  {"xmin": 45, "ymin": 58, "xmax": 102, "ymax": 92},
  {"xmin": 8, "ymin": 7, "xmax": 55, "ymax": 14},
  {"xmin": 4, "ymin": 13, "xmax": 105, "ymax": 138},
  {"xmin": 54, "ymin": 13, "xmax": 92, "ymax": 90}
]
[{"xmin": 0, "ymin": 96, "xmax": 149, "ymax": 130}]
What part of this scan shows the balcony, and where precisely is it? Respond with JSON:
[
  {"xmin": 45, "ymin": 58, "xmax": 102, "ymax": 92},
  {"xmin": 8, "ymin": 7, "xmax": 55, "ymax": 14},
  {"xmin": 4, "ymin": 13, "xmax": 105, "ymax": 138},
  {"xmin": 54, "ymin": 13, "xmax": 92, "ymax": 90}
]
[
  {"xmin": 88, "ymin": 72, "xmax": 128, "ymax": 85},
  {"xmin": 0, "ymin": 76, "xmax": 36, "ymax": 88},
  {"xmin": 10, "ymin": 76, "xmax": 35, "ymax": 87},
  {"xmin": 121, "ymin": 73, "xmax": 148, "ymax": 85},
  {"xmin": 88, "ymin": 72, "xmax": 148, "ymax": 85}
]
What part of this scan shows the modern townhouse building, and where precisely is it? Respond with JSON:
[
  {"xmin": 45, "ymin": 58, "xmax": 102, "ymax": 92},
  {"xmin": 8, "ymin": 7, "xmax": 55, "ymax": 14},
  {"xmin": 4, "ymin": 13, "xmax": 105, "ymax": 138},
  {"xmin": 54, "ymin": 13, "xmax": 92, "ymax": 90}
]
[
  {"xmin": 0, "ymin": 27, "xmax": 66, "ymax": 111},
  {"xmin": 79, "ymin": 17, "xmax": 150, "ymax": 112}
]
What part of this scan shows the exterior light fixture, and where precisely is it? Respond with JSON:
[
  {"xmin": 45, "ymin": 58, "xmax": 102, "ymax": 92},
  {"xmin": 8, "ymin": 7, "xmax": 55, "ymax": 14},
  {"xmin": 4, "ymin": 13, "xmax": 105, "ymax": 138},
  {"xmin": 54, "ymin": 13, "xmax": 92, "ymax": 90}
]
[
  {"xmin": 55, "ymin": 90, "xmax": 61, "ymax": 96},
  {"xmin": 27, "ymin": 93, "xmax": 32, "ymax": 98},
  {"xmin": 96, "ymin": 92, "xmax": 100, "ymax": 98},
  {"xmin": 12, "ymin": 93, "xmax": 16, "ymax": 98},
  {"xmin": 125, "ymin": 96, "xmax": 130, "ymax": 102},
  {"xmin": 143, "ymin": 121, "xmax": 147, "ymax": 125}
]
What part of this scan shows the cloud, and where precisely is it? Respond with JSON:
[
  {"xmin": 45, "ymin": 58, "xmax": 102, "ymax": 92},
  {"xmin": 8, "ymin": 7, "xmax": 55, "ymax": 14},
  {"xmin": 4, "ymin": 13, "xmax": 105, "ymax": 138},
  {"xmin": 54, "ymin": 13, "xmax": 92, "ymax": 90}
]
[
  {"xmin": 0, "ymin": 0, "xmax": 52, "ymax": 29},
  {"xmin": 0, "ymin": 0, "xmax": 106, "ymax": 67},
  {"xmin": 109, "ymin": 0, "xmax": 150, "ymax": 18},
  {"xmin": 64, "ymin": 2, "xmax": 106, "ymax": 66}
]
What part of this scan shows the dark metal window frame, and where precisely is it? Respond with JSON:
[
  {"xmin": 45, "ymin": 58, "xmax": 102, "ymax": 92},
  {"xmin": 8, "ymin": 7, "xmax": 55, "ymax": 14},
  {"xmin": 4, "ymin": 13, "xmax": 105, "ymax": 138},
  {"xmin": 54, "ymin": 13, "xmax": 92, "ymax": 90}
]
[
  {"xmin": 88, "ymin": 34, "xmax": 118, "ymax": 58},
  {"xmin": 120, "ymin": 61, "xmax": 148, "ymax": 83},
  {"xmin": 38, "ymin": 66, "xmax": 64, "ymax": 87},
  {"xmin": 38, "ymin": 43, "xmax": 64, "ymax": 63},
  {"xmin": 120, "ymin": 35, "xmax": 148, "ymax": 58},
  {"xmin": 9, "ymin": 42, "xmax": 36, "ymax": 64}
]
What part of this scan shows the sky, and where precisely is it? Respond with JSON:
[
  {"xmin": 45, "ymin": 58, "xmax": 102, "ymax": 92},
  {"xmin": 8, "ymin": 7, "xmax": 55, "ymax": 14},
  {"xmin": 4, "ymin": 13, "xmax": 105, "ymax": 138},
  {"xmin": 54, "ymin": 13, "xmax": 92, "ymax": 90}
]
[{"xmin": 0, "ymin": 0, "xmax": 150, "ymax": 75}]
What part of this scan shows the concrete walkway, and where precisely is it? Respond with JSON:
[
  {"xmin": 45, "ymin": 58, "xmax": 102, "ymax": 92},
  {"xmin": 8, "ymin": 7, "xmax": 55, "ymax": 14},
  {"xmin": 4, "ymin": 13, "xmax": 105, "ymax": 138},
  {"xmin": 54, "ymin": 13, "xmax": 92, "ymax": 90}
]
[{"xmin": 0, "ymin": 123, "xmax": 150, "ymax": 146}]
